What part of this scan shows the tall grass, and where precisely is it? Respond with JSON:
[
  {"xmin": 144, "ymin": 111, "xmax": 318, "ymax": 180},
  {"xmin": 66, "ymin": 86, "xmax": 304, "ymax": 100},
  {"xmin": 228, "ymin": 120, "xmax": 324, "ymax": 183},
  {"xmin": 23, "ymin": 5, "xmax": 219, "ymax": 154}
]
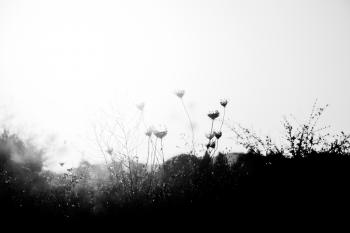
[{"xmin": 0, "ymin": 98, "xmax": 350, "ymax": 225}]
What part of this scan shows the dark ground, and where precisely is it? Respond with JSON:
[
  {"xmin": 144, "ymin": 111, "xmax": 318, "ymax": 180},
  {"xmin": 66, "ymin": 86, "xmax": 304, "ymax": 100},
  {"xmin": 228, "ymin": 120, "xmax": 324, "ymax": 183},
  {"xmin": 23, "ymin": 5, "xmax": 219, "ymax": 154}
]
[{"xmin": 1, "ymin": 150, "xmax": 350, "ymax": 230}]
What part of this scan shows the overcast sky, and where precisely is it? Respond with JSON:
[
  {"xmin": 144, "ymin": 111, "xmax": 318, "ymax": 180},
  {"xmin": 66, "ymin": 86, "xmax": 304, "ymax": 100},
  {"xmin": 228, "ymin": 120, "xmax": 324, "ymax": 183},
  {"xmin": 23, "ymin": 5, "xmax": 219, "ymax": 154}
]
[{"xmin": 1, "ymin": 0, "xmax": 349, "ymax": 170}]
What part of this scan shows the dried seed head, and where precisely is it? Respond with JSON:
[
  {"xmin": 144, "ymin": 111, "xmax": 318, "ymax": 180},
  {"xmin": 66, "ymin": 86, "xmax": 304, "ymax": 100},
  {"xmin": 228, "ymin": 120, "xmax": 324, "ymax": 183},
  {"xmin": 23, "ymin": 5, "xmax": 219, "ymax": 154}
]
[
  {"xmin": 145, "ymin": 127, "xmax": 154, "ymax": 137},
  {"xmin": 220, "ymin": 99, "xmax": 228, "ymax": 107},
  {"xmin": 214, "ymin": 131, "xmax": 222, "ymax": 139},
  {"xmin": 208, "ymin": 110, "xmax": 220, "ymax": 120},
  {"xmin": 205, "ymin": 132, "xmax": 215, "ymax": 140},
  {"xmin": 154, "ymin": 129, "xmax": 168, "ymax": 139},
  {"xmin": 106, "ymin": 147, "xmax": 113, "ymax": 155},
  {"xmin": 136, "ymin": 102, "xmax": 145, "ymax": 111},
  {"xmin": 175, "ymin": 90, "xmax": 185, "ymax": 98}
]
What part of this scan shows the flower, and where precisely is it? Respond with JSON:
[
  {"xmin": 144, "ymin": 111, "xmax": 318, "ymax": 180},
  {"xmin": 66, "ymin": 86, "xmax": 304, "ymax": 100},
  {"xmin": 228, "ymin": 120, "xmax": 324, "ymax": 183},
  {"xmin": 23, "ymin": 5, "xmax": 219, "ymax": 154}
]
[
  {"xmin": 106, "ymin": 147, "xmax": 113, "ymax": 155},
  {"xmin": 59, "ymin": 162, "xmax": 65, "ymax": 167},
  {"xmin": 205, "ymin": 132, "xmax": 215, "ymax": 140},
  {"xmin": 220, "ymin": 99, "xmax": 228, "ymax": 107},
  {"xmin": 175, "ymin": 90, "xmax": 185, "ymax": 98},
  {"xmin": 136, "ymin": 102, "xmax": 145, "ymax": 111},
  {"xmin": 208, "ymin": 110, "xmax": 220, "ymax": 120},
  {"xmin": 154, "ymin": 129, "xmax": 168, "ymax": 139},
  {"xmin": 206, "ymin": 142, "xmax": 211, "ymax": 149},
  {"xmin": 145, "ymin": 126, "xmax": 154, "ymax": 137},
  {"xmin": 214, "ymin": 131, "xmax": 222, "ymax": 139}
]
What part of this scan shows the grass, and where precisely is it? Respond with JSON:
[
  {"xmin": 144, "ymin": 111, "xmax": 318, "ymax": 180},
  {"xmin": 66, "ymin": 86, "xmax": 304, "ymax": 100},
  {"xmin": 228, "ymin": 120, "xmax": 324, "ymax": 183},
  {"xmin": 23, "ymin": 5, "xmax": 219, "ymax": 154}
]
[{"xmin": 0, "ymin": 100, "xmax": 350, "ymax": 227}]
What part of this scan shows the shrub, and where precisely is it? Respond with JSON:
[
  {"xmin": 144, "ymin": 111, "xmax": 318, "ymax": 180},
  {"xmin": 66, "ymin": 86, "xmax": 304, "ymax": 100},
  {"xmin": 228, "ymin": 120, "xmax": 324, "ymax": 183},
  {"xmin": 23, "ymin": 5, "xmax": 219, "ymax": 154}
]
[{"xmin": 229, "ymin": 101, "xmax": 350, "ymax": 158}]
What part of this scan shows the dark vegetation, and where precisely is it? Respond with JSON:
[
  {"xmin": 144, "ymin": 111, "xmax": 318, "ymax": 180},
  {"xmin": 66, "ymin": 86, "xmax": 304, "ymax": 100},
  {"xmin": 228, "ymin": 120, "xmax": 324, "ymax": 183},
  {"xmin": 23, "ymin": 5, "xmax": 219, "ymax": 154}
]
[{"xmin": 1, "ymin": 102, "xmax": 350, "ymax": 227}]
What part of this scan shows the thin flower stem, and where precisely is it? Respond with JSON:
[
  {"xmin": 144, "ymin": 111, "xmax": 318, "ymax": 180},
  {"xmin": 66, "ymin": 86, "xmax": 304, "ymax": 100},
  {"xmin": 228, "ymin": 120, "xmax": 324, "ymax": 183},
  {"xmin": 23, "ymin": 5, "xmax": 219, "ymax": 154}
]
[
  {"xmin": 212, "ymin": 138, "xmax": 219, "ymax": 157},
  {"xmin": 161, "ymin": 138, "xmax": 165, "ymax": 164},
  {"xmin": 207, "ymin": 120, "xmax": 215, "ymax": 155},
  {"xmin": 145, "ymin": 136, "xmax": 150, "ymax": 169},
  {"xmin": 134, "ymin": 111, "xmax": 144, "ymax": 131},
  {"xmin": 220, "ymin": 108, "xmax": 226, "ymax": 132},
  {"xmin": 152, "ymin": 138, "xmax": 158, "ymax": 173},
  {"xmin": 181, "ymin": 98, "xmax": 196, "ymax": 155},
  {"xmin": 213, "ymin": 108, "xmax": 226, "ymax": 156}
]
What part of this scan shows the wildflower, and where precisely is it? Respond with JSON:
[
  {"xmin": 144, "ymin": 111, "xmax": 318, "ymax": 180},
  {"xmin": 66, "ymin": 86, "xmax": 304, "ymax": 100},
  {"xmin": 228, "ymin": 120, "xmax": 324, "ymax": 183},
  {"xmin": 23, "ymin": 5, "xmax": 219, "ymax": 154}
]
[
  {"xmin": 206, "ymin": 142, "xmax": 211, "ymax": 149},
  {"xmin": 175, "ymin": 88, "xmax": 195, "ymax": 154},
  {"xmin": 175, "ymin": 90, "xmax": 185, "ymax": 98},
  {"xmin": 154, "ymin": 129, "xmax": 168, "ymax": 139},
  {"xmin": 145, "ymin": 126, "xmax": 154, "ymax": 137},
  {"xmin": 136, "ymin": 102, "xmax": 145, "ymax": 111},
  {"xmin": 106, "ymin": 147, "xmax": 113, "ymax": 155},
  {"xmin": 220, "ymin": 99, "xmax": 228, "ymax": 108},
  {"xmin": 59, "ymin": 162, "xmax": 65, "ymax": 167},
  {"xmin": 214, "ymin": 131, "xmax": 222, "ymax": 139},
  {"xmin": 208, "ymin": 110, "xmax": 220, "ymax": 120},
  {"xmin": 205, "ymin": 132, "xmax": 215, "ymax": 140}
]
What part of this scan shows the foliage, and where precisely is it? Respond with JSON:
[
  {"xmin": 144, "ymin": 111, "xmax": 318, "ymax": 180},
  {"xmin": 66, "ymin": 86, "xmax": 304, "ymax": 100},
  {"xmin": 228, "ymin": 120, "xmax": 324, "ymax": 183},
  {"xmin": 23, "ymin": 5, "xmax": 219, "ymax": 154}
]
[
  {"xmin": 1, "ymin": 101, "xmax": 350, "ymax": 225},
  {"xmin": 230, "ymin": 100, "xmax": 350, "ymax": 157}
]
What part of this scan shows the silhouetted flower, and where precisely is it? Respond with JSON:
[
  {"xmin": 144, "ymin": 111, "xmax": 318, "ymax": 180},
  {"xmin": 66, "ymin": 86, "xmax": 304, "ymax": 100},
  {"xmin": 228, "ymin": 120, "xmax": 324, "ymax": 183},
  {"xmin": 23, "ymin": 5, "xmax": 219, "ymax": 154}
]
[
  {"xmin": 145, "ymin": 126, "xmax": 154, "ymax": 137},
  {"xmin": 136, "ymin": 102, "xmax": 145, "ymax": 111},
  {"xmin": 220, "ymin": 99, "xmax": 228, "ymax": 107},
  {"xmin": 106, "ymin": 147, "xmax": 113, "ymax": 155},
  {"xmin": 154, "ymin": 129, "xmax": 168, "ymax": 139},
  {"xmin": 59, "ymin": 162, "xmax": 65, "ymax": 167},
  {"xmin": 205, "ymin": 132, "xmax": 215, "ymax": 140},
  {"xmin": 175, "ymin": 90, "xmax": 185, "ymax": 98},
  {"xmin": 208, "ymin": 110, "xmax": 220, "ymax": 120},
  {"xmin": 214, "ymin": 131, "xmax": 222, "ymax": 139},
  {"xmin": 206, "ymin": 142, "xmax": 211, "ymax": 149}
]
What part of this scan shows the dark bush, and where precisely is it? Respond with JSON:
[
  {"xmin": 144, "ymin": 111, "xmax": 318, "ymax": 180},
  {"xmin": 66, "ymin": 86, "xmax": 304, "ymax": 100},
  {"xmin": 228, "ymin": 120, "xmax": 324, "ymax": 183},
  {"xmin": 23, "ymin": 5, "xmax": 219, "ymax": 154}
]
[{"xmin": 1, "ymin": 120, "xmax": 350, "ymax": 226}]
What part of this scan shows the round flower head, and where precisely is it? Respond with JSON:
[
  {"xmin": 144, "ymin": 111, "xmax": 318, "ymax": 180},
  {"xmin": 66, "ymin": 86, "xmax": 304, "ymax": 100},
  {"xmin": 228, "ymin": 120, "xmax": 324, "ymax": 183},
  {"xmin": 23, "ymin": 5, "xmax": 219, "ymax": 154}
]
[
  {"xmin": 208, "ymin": 110, "xmax": 220, "ymax": 120},
  {"xmin": 154, "ymin": 129, "xmax": 168, "ymax": 139},
  {"xmin": 220, "ymin": 99, "xmax": 228, "ymax": 108},
  {"xmin": 136, "ymin": 102, "xmax": 145, "ymax": 111},
  {"xmin": 145, "ymin": 126, "xmax": 154, "ymax": 137},
  {"xmin": 106, "ymin": 147, "xmax": 113, "ymax": 155},
  {"xmin": 175, "ymin": 90, "xmax": 185, "ymax": 99},
  {"xmin": 205, "ymin": 132, "xmax": 215, "ymax": 140},
  {"xmin": 206, "ymin": 142, "xmax": 211, "ymax": 149},
  {"xmin": 214, "ymin": 131, "xmax": 222, "ymax": 139}
]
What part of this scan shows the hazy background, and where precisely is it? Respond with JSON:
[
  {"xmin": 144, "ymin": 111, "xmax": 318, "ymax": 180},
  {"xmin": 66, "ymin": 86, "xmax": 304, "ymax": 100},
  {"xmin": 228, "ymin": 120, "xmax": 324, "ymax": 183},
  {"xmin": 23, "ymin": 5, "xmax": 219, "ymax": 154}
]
[{"xmin": 1, "ymin": 0, "xmax": 349, "ymax": 171}]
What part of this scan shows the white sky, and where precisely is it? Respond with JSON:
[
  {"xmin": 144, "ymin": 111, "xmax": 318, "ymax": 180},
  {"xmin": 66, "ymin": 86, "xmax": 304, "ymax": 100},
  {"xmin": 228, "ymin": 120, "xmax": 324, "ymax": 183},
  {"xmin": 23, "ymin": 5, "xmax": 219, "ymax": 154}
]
[{"xmin": 1, "ymin": 0, "xmax": 350, "ymax": 171}]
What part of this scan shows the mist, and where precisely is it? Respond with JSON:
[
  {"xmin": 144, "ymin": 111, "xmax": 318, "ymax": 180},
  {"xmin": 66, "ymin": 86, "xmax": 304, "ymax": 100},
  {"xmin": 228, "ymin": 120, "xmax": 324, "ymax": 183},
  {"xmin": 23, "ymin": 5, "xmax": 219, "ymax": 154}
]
[
  {"xmin": 1, "ymin": 0, "xmax": 350, "ymax": 228},
  {"xmin": 1, "ymin": 0, "xmax": 350, "ymax": 169}
]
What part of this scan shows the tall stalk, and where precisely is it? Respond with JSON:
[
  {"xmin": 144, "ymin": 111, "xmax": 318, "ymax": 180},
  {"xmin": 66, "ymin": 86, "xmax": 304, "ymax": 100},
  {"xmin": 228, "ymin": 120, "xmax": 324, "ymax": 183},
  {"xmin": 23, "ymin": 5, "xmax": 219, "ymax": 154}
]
[
  {"xmin": 220, "ymin": 107, "xmax": 226, "ymax": 132},
  {"xmin": 160, "ymin": 138, "xmax": 165, "ymax": 164},
  {"xmin": 215, "ymin": 107, "xmax": 226, "ymax": 155},
  {"xmin": 181, "ymin": 98, "xmax": 196, "ymax": 155},
  {"xmin": 206, "ymin": 119, "xmax": 215, "ymax": 154},
  {"xmin": 145, "ymin": 136, "xmax": 151, "ymax": 169},
  {"xmin": 151, "ymin": 138, "xmax": 158, "ymax": 173},
  {"xmin": 207, "ymin": 110, "xmax": 220, "ymax": 156}
]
